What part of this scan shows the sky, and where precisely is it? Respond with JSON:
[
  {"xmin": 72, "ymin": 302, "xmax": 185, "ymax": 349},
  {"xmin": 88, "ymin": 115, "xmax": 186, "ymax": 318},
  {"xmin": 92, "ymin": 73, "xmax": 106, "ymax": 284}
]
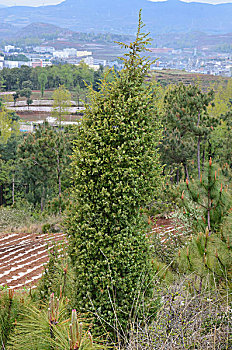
[{"xmin": 0, "ymin": 0, "xmax": 232, "ymax": 6}]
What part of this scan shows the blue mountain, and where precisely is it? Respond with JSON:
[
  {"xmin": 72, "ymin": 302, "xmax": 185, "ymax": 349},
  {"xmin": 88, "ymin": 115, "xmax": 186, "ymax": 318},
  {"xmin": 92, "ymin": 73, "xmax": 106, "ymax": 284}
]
[{"xmin": 0, "ymin": 0, "xmax": 232, "ymax": 34}]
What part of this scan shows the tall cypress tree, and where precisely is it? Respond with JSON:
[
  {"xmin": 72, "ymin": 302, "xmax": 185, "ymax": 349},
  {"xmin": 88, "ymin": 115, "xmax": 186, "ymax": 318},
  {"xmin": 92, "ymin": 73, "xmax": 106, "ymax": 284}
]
[{"xmin": 66, "ymin": 13, "xmax": 162, "ymax": 336}]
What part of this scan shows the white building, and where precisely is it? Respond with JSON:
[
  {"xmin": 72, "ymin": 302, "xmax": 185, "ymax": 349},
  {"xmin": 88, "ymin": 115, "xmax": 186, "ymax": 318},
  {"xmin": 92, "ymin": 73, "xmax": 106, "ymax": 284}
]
[
  {"xmin": 76, "ymin": 50, "xmax": 92, "ymax": 58},
  {"xmin": 82, "ymin": 56, "xmax": 100, "ymax": 71},
  {"xmin": 0, "ymin": 55, "xmax": 4, "ymax": 69},
  {"xmin": 63, "ymin": 48, "xmax": 77, "ymax": 56},
  {"xmin": 53, "ymin": 50, "xmax": 69, "ymax": 59},
  {"xmin": 4, "ymin": 60, "xmax": 19, "ymax": 68},
  {"xmin": 30, "ymin": 58, "xmax": 52, "ymax": 68},
  {"xmin": 4, "ymin": 45, "xmax": 15, "ymax": 53},
  {"xmin": 34, "ymin": 46, "xmax": 55, "ymax": 54}
]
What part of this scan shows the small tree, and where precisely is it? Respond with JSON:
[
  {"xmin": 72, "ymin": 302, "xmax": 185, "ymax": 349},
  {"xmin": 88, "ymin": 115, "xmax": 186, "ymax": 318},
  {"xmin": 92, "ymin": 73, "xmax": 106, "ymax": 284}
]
[
  {"xmin": 38, "ymin": 72, "xmax": 48, "ymax": 98},
  {"xmin": 181, "ymin": 158, "xmax": 231, "ymax": 235},
  {"xmin": 162, "ymin": 83, "xmax": 215, "ymax": 181},
  {"xmin": 20, "ymin": 87, "xmax": 33, "ymax": 110},
  {"xmin": 18, "ymin": 123, "xmax": 73, "ymax": 211},
  {"xmin": 0, "ymin": 103, "xmax": 19, "ymax": 144},
  {"xmin": 66, "ymin": 13, "xmax": 162, "ymax": 336},
  {"xmin": 13, "ymin": 90, "xmax": 20, "ymax": 107},
  {"xmin": 22, "ymin": 80, "xmax": 33, "ymax": 90},
  {"xmin": 52, "ymin": 85, "xmax": 71, "ymax": 126}
]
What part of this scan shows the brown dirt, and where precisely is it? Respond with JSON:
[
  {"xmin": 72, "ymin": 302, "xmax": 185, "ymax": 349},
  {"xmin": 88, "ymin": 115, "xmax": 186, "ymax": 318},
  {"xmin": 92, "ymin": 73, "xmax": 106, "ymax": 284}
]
[
  {"xmin": 0, "ymin": 218, "xmax": 186, "ymax": 290},
  {"xmin": 0, "ymin": 232, "xmax": 65, "ymax": 290}
]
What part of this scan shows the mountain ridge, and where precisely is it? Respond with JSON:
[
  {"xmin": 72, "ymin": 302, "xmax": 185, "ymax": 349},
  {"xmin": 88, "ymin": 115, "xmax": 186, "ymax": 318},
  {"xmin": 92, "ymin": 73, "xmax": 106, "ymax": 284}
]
[{"xmin": 0, "ymin": 0, "xmax": 232, "ymax": 34}]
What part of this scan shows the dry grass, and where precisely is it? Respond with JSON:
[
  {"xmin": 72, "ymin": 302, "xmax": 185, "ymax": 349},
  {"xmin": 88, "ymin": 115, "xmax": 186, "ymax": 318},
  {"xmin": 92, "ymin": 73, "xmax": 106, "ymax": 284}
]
[
  {"xmin": 0, "ymin": 207, "xmax": 63, "ymax": 235},
  {"xmin": 124, "ymin": 277, "xmax": 231, "ymax": 350}
]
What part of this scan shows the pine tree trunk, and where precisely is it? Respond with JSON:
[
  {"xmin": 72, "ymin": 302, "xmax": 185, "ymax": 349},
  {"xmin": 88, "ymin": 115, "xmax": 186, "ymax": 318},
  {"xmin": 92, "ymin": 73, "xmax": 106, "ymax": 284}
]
[
  {"xmin": 57, "ymin": 155, "xmax": 62, "ymax": 214},
  {"xmin": 197, "ymin": 136, "xmax": 201, "ymax": 179},
  {"xmin": 184, "ymin": 163, "xmax": 190, "ymax": 181},
  {"xmin": 0, "ymin": 185, "xmax": 3, "ymax": 206},
  {"xmin": 176, "ymin": 168, "xmax": 180, "ymax": 184},
  {"xmin": 12, "ymin": 175, "xmax": 15, "ymax": 206},
  {"xmin": 202, "ymin": 147, "xmax": 205, "ymax": 173},
  {"xmin": 41, "ymin": 186, "xmax": 45, "ymax": 212}
]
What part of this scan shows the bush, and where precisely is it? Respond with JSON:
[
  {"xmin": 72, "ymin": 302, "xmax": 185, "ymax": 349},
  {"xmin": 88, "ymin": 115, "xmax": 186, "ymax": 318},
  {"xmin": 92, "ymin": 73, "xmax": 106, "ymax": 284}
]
[{"xmin": 37, "ymin": 245, "xmax": 74, "ymax": 303}]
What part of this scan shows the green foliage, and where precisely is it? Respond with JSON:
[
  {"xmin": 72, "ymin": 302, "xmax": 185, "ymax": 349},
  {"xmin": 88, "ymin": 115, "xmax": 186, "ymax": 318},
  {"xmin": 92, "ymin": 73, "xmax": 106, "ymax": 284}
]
[
  {"xmin": 8, "ymin": 293, "xmax": 103, "ymax": 350},
  {"xmin": 161, "ymin": 83, "xmax": 215, "ymax": 181},
  {"xmin": 0, "ymin": 63, "xmax": 96, "ymax": 91},
  {"xmin": 208, "ymin": 79, "xmax": 232, "ymax": 118},
  {"xmin": 18, "ymin": 123, "xmax": 74, "ymax": 211},
  {"xmin": 211, "ymin": 110, "xmax": 232, "ymax": 169},
  {"xmin": 52, "ymin": 85, "xmax": 71, "ymax": 125},
  {"xmin": 37, "ymin": 245, "xmax": 74, "ymax": 303},
  {"xmin": 66, "ymin": 13, "xmax": 162, "ymax": 336},
  {"xmin": 178, "ymin": 227, "xmax": 232, "ymax": 290},
  {"xmin": 0, "ymin": 290, "xmax": 30, "ymax": 348},
  {"xmin": 4, "ymin": 54, "xmax": 29, "ymax": 62},
  {"xmin": 38, "ymin": 72, "xmax": 48, "ymax": 97},
  {"xmin": 0, "ymin": 105, "xmax": 19, "ymax": 144},
  {"xmin": 181, "ymin": 159, "xmax": 232, "ymax": 234},
  {"xmin": 20, "ymin": 87, "xmax": 33, "ymax": 109}
]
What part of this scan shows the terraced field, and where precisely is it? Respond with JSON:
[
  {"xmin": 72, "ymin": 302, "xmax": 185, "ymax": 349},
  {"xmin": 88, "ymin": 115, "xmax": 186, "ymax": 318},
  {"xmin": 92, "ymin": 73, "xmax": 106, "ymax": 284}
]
[
  {"xmin": 0, "ymin": 231, "xmax": 65, "ymax": 290},
  {"xmin": 0, "ymin": 218, "xmax": 186, "ymax": 290},
  {"xmin": 151, "ymin": 218, "xmax": 188, "ymax": 248}
]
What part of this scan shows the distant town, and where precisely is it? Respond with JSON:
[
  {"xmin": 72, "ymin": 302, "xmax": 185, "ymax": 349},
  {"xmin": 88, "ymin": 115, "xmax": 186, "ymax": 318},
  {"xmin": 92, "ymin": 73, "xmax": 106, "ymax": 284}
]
[{"xmin": 1, "ymin": 42, "xmax": 232, "ymax": 77}]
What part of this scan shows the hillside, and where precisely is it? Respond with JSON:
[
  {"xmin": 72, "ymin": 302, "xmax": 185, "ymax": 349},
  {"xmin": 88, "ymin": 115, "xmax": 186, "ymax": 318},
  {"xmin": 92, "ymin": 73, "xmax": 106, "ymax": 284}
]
[
  {"xmin": 0, "ymin": 23, "xmax": 16, "ymax": 39},
  {"xmin": 0, "ymin": 0, "xmax": 232, "ymax": 34},
  {"xmin": 152, "ymin": 69, "xmax": 230, "ymax": 90},
  {"xmin": 15, "ymin": 22, "xmax": 73, "ymax": 39}
]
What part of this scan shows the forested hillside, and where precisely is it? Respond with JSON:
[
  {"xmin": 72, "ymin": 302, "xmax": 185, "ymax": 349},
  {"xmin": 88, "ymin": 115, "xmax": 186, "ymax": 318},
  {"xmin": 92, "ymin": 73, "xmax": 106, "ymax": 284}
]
[{"xmin": 0, "ymin": 15, "xmax": 231, "ymax": 350}]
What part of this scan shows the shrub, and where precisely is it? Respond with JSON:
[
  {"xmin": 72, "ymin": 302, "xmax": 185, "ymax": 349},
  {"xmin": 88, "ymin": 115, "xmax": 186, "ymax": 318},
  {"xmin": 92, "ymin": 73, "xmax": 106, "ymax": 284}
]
[{"xmin": 66, "ymin": 13, "xmax": 162, "ymax": 338}]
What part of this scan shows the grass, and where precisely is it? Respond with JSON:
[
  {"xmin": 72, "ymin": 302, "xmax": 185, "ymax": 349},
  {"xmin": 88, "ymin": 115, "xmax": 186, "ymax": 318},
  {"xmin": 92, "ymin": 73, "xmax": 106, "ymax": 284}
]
[
  {"xmin": 152, "ymin": 69, "xmax": 229, "ymax": 90},
  {"xmin": 0, "ymin": 206, "xmax": 63, "ymax": 235}
]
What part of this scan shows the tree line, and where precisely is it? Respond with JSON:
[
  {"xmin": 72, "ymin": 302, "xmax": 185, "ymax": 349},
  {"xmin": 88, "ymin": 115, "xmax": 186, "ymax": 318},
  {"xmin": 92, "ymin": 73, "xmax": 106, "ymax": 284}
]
[{"xmin": 0, "ymin": 62, "xmax": 104, "ymax": 92}]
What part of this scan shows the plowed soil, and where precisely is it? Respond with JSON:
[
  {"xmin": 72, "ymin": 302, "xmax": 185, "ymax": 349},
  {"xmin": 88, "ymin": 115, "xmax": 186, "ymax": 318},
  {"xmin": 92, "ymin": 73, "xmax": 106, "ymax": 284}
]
[
  {"xmin": 0, "ymin": 218, "xmax": 185, "ymax": 290},
  {"xmin": 0, "ymin": 231, "xmax": 65, "ymax": 290}
]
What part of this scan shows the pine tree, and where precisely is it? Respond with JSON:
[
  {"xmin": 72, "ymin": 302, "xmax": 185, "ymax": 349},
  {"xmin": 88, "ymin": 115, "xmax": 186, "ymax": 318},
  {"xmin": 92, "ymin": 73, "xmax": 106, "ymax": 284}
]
[
  {"xmin": 38, "ymin": 72, "xmax": 48, "ymax": 98},
  {"xmin": 52, "ymin": 85, "xmax": 71, "ymax": 126},
  {"xmin": 181, "ymin": 158, "xmax": 231, "ymax": 235},
  {"xmin": 18, "ymin": 123, "xmax": 73, "ymax": 211},
  {"xmin": 66, "ymin": 13, "xmax": 162, "ymax": 336},
  {"xmin": 161, "ymin": 83, "xmax": 215, "ymax": 181}
]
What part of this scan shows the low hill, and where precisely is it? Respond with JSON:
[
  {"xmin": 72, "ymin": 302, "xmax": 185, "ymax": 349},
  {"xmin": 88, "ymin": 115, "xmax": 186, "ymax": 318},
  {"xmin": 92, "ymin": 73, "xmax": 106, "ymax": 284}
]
[{"xmin": 15, "ymin": 22, "xmax": 73, "ymax": 39}]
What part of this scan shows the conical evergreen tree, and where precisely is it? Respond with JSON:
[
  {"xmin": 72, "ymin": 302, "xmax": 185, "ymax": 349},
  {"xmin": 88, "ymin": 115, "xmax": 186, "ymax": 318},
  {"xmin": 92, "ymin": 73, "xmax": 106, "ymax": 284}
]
[{"xmin": 66, "ymin": 13, "xmax": 162, "ymax": 336}]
